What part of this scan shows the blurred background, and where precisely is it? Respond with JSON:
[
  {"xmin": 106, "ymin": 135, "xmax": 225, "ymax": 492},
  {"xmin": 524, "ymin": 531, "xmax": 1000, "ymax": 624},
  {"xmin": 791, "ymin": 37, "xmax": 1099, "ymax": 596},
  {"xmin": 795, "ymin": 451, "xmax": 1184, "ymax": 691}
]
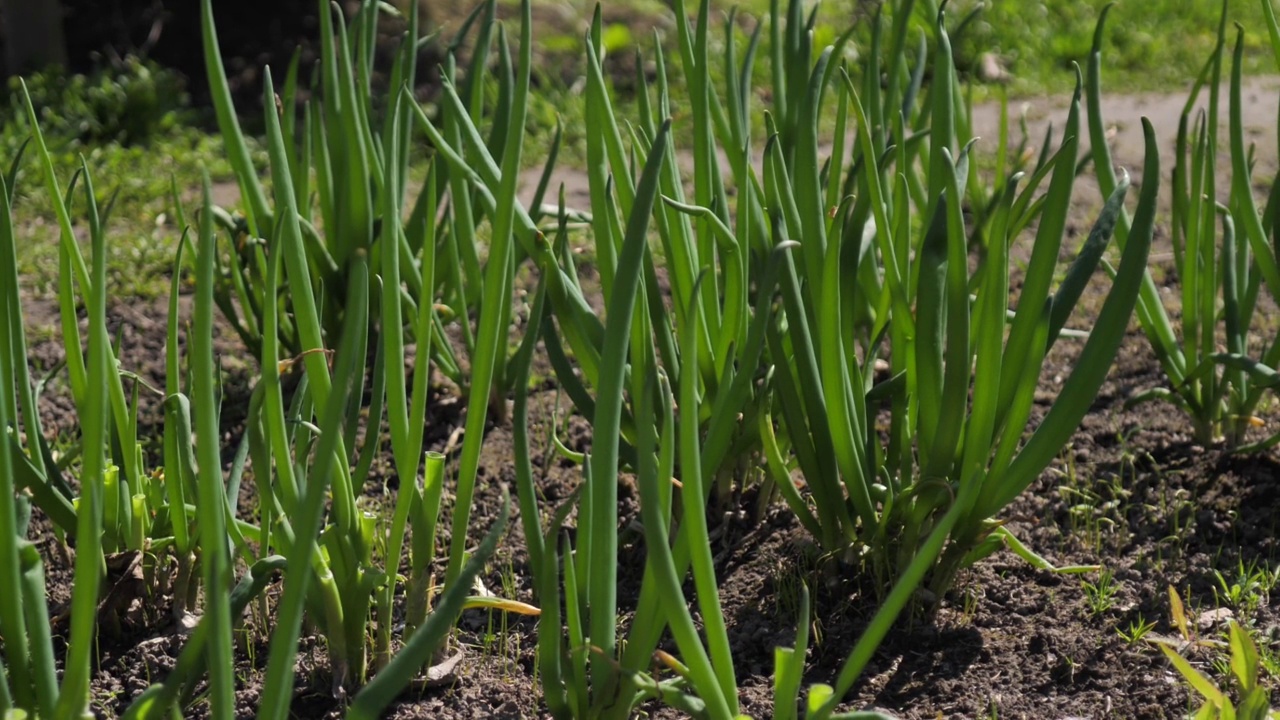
[
  {"xmin": 1, "ymin": 0, "xmax": 1273, "ymax": 129},
  {"xmin": 1, "ymin": 0, "xmax": 1275, "ymax": 150},
  {"xmin": 0, "ymin": 0, "xmax": 1274, "ymax": 296}
]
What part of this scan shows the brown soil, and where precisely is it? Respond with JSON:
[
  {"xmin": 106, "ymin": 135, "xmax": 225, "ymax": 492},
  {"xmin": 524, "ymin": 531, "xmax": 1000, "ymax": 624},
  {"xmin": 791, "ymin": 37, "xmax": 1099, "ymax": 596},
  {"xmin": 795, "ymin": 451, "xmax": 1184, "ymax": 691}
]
[{"xmin": 16, "ymin": 79, "xmax": 1280, "ymax": 719}]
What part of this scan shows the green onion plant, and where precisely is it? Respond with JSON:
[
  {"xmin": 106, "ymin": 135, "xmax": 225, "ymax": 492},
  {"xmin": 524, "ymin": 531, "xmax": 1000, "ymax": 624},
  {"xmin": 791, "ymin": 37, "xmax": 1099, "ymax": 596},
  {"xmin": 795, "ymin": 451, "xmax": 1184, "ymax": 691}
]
[
  {"xmin": 198, "ymin": 0, "xmax": 539, "ymax": 701},
  {"xmin": 1, "ymin": 45, "xmax": 518, "ymax": 720},
  {"xmin": 511, "ymin": 0, "xmax": 1145, "ymax": 619},
  {"xmin": 200, "ymin": 0, "xmax": 563, "ymax": 413},
  {"xmin": 1093, "ymin": 0, "xmax": 1280, "ymax": 450},
  {"xmin": 2, "ymin": 84, "xmax": 166, "ymax": 560},
  {"xmin": 423, "ymin": 0, "xmax": 1157, "ymax": 715},
  {"xmin": 199, "ymin": 0, "xmax": 415, "ymax": 361},
  {"xmin": 0, "ymin": 84, "xmax": 213, "ymax": 717},
  {"xmin": 527, "ymin": 0, "xmax": 1154, "ymax": 624},
  {"xmin": 418, "ymin": 6, "xmax": 755, "ymax": 715},
  {"xmin": 756, "ymin": 0, "xmax": 1155, "ymax": 609},
  {"xmin": 0, "ymin": 103, "xmax": 105, "ymax": 720}
]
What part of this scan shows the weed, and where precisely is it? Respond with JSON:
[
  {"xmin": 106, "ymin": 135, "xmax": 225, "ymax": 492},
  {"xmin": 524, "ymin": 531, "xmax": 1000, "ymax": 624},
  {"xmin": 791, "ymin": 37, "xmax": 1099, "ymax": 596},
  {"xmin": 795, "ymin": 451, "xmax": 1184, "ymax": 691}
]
[
  {"xmin": 1117, "ymin": 614, "xmax": 1157, "ymax": 646},
  {"xmin": 1212, "ymin": 558, "xmax": 1278, "ymax": 622},
  {"xmin": 1082, "ymin": 569, "xmax": 1120, "ymax": 617}
]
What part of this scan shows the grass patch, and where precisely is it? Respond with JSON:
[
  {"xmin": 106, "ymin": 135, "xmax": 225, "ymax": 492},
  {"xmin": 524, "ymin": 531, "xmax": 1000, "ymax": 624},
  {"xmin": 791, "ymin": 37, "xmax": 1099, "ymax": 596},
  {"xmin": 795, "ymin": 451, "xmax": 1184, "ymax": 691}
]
[
  {"xmin": 955, "ymin": 0, "xmax": 1275, "ymax": 94},
  {"xmin": 4, "ymin": 59, "xmax": 238, "ymax": 297}
]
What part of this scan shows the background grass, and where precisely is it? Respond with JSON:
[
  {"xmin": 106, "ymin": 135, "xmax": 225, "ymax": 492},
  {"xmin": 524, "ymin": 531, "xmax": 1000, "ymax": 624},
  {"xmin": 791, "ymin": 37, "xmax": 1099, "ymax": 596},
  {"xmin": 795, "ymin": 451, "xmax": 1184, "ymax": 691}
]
[
  {"xmin": 478, "ymin": 0, "xmax": 1274, "ymax": 94},
  {"xmin": 955, "ymin": 0, "xmax": 1274, "ymax": 94}
]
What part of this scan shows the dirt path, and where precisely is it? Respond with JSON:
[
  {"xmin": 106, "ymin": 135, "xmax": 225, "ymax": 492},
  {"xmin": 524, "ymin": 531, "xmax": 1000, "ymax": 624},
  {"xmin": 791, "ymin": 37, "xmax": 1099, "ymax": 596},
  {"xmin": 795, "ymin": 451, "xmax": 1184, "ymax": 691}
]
[
  {"xmin": 518, "ymin": 75, "xmax": 1280, "ymax": 217},
  {"xmin": 200, "ymin": 77, "xmax": 1280, "ymax": 228},
  {"xmin": 975, "ymin": 75, "xmax": 1280, "ymax": 216}
]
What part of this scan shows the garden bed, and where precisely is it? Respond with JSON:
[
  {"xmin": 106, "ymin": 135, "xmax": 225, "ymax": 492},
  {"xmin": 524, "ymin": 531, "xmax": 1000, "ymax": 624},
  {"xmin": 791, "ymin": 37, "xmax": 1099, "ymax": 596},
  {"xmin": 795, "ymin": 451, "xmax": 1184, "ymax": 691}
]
[
  {"xmin": 7, "ymin": 1, "xmax": 1280, "ymax": 717},
  {"xmin": 18, "ymin": 76, "xmax": 1280, "ymax": 711}
]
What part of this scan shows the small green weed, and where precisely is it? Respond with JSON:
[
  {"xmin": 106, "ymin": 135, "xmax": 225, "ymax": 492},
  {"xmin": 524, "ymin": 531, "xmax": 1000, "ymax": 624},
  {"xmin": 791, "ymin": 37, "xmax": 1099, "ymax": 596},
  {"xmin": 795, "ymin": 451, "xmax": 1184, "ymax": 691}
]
[
  {"xmin": 1082, "ymin": 569, "xmax": 1120, "ymax": 617},
  {"xmin": 1213, "ymin": 559, "xmax": 1278, "ymax": 622},
  {"xmin": 1117, "ymin": 614, "xmax": 1157, "ymax": 646}
]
